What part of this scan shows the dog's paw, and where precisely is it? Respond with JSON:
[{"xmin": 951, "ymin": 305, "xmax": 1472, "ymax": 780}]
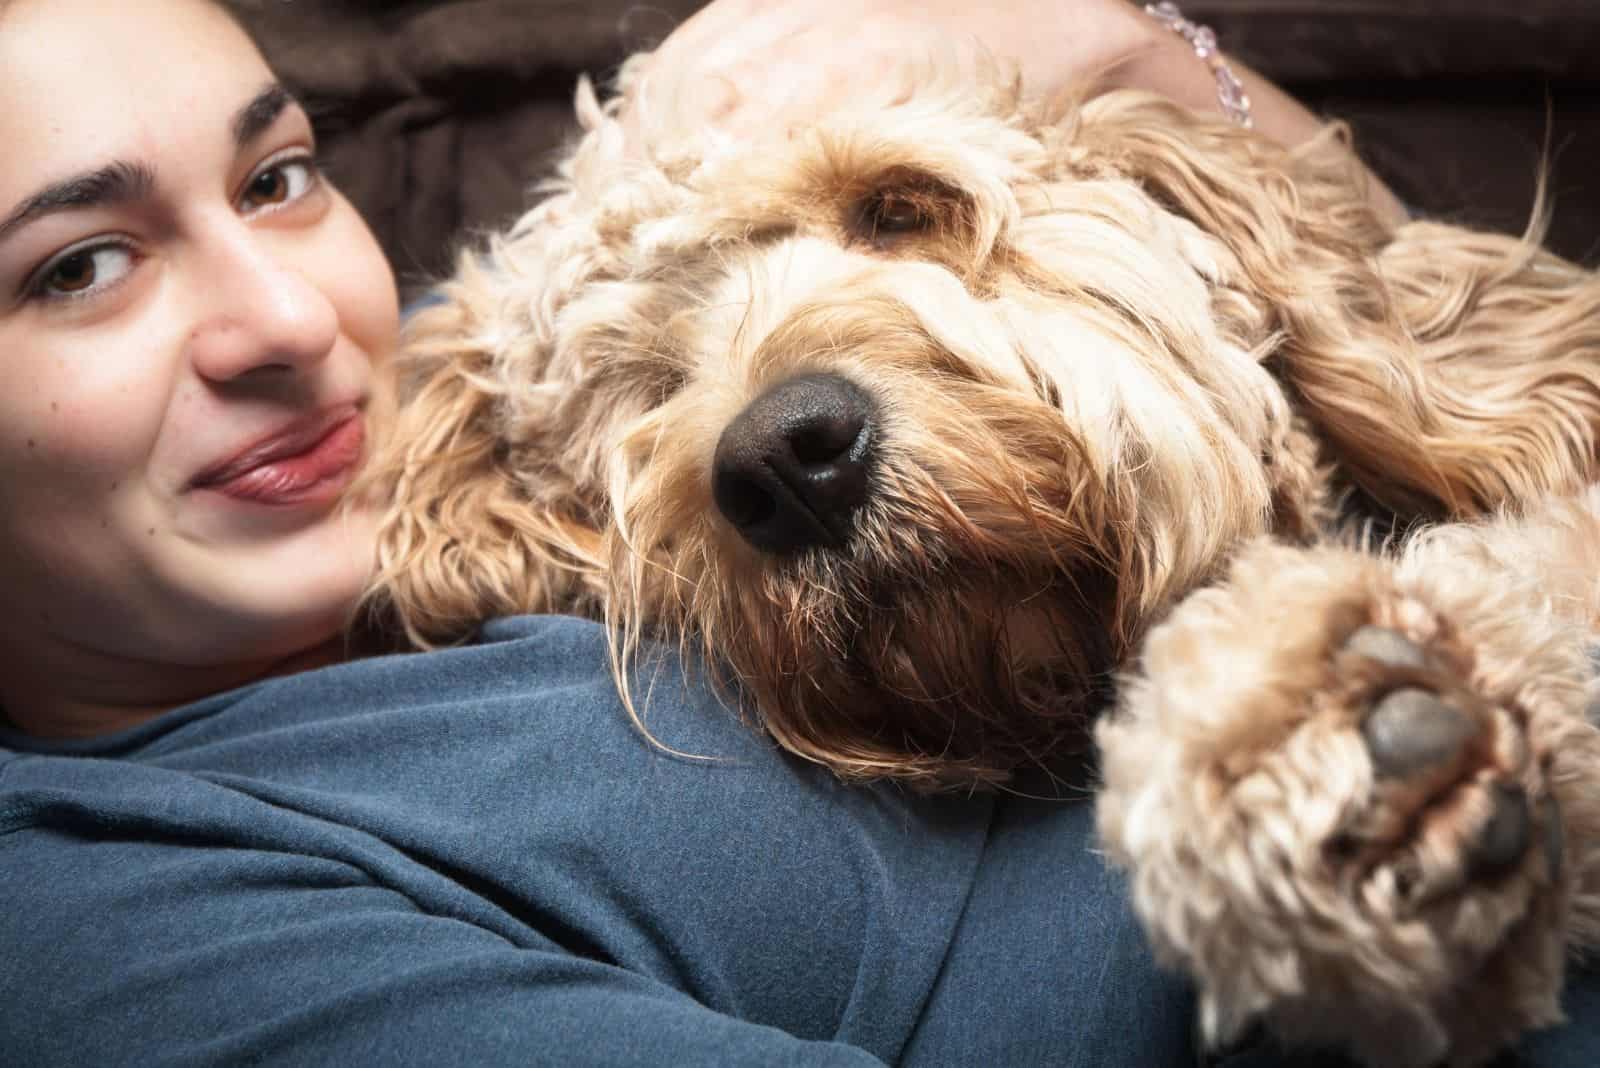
[
  {"xmin": 1097, "ymin": 545, "xmax": 1581, "ymax": 1068},
  {"xmin": 1328, "ymin": 620, "xmax": 1560, "ymax": 919}
]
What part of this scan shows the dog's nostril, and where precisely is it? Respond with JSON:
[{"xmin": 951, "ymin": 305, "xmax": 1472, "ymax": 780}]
[
  {"xmin": 715, "ymin": 474, "xmax": 778, "ymax": 530},
  {"xmin": 712, "ymin": 372, "xmax": 877, "ymax": 555},
  {"xmin": 789, "ymin": 417, "xmax": 860, "ymax": 467}
]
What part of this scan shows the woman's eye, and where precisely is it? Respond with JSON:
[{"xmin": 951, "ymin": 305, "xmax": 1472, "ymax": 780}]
[
  {"xmin": 30, "ymin": 244, "xmax": 136, "ymax": 302},
  {"xmin": 239, "ymin": 157, "xmax": 318, "ymax": 214}
]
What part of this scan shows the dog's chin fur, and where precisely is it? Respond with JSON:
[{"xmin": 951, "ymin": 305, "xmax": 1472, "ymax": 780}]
[{"xmin": 364, "ymin": 51, "xmax": 1600, "ymax": 791}]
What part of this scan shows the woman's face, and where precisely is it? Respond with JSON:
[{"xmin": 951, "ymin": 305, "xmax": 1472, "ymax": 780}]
[{"xmin": 0, "ymin": 0, "xmax": 399, "ymax": 725}]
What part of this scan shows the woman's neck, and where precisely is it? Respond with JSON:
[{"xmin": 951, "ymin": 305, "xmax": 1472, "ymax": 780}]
[{"xmin": 0, "ymin": 636, "xmax": 352, "ymax": 740}]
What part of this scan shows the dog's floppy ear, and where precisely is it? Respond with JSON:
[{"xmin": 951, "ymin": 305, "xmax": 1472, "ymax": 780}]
[
  {"xmin": 361, "ymin": 76, "xmax": 644, "ymax": 648},
  {"xmin": 1366, "ymin": 221, "xmax": 1600, "ymax": 514},
  {"xmin": 361, "ymin": 257, "xmax": 611, "ymax": 649},
  {"xmin": 1070, "ymin": 92, "xmax": 1600, "ymax": 519}
]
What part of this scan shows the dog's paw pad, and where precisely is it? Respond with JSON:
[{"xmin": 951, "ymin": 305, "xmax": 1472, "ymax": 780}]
[
  {"xmin": 1360, "ymin": 687, "xmax": 1477, "ymax": 779},
  {"xmin": 1466, "ymin": 783, "xmax": 1533, "ymax": 879},
  {"xmin": 1343, "ymin": 624, "xmax": 1427, "ymax": 670},
  {"xmin": 1328, "ymin": 624, "xmax": 1556, "ymax": 905}
]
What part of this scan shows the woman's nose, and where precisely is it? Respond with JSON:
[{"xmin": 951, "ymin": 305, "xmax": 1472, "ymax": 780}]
[{"xmin": 185, "ymin": 226, "xmax": 339, "ymax": 385}]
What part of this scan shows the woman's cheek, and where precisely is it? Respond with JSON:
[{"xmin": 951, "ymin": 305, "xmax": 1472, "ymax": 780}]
[{"xmin": 315, "ymin": 194, "xmax": 401, "ymax": 366}]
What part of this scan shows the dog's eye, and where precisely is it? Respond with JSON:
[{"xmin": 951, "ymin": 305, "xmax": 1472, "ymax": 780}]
[
  {"xmin": 849, "ymin": 174, "xmax": 970, "ymax": 249},
  {"xmin": 861, "ymin": 191, "xmax": 931, "ymax": 236}
]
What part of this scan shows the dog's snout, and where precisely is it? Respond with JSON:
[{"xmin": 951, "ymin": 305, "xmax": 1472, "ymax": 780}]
[{"xmin": 712, "ymin": 373, "xmax": 876, "ymax": 555}]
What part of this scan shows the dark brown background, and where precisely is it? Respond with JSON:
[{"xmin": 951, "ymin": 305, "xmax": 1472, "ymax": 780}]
[{"xmin": 233, "ymin": 1, "xmax": 1600, "ymax": 299}]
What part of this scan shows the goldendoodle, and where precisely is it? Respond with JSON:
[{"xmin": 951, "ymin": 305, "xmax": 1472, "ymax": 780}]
[{"xmin": 366, "ymin": 47, "xmax": 1600, "ymax": 1067}]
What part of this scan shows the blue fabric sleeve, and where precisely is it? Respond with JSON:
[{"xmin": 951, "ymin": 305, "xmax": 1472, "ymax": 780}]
[
  {"xmin": 1, "ymin": 823, "xmax": 881, "ymax": 1066},
  {"xmin": 0, "ymin": 617, "xmax": 953, "ymax": 1066}
]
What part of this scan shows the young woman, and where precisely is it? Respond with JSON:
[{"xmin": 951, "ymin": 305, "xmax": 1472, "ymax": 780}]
[{"xmin": 0, "ymin": 0, "xmax": 1586, "ymax": 1064}]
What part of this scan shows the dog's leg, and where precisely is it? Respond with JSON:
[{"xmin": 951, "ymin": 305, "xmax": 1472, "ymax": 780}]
[{"xmin": 1096, "ymin": 504, "xmax": 1600, "ymax": 1067}]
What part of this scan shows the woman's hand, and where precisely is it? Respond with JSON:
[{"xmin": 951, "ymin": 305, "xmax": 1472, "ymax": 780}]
[
  {"xmin": 632, "ymin": 0, "xmax": 1156, "ymax": 137},
  {"xmin": 631, "ymin": 0, "xmax": 1407, "ymax": 223}
]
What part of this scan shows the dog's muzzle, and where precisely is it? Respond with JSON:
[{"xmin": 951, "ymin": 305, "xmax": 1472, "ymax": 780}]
[{"xmin": 712, "ymin": 373, "xmax": 877, "ymax": 555}]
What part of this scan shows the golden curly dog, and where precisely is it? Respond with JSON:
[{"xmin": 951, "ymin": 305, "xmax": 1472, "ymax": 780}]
[{"xmin": 365, "ymin": 51, "xmax": 1600, "ymax": 1068}]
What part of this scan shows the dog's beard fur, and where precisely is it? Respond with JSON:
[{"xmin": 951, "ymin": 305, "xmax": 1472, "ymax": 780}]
[{"xmin": 367, "ymin": 58, "xmax": 1600, "ymax": 788}]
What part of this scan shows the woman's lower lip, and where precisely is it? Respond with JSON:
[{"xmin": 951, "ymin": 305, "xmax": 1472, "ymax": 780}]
[{"xmin": 202, "ymin": 416, "xmax": 366, "ymax": 506}]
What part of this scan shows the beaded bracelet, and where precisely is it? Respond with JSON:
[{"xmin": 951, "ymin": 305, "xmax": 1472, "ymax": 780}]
[{"xmin": 1143, "ymin": 2, "xmax": 1253, "ymax": 128}]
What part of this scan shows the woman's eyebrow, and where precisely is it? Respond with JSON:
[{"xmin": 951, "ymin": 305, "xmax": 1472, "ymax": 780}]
[
  {"xmin": 232, "ymin": 83, "xmax": 299, "ymax": 149},
  {"xmin": 0, "ymin": 84, "xmax": 304, "ymax": 248},
  {"xmin": 0, "ymin": 161, "xmax": 158, "ymax": 246}
]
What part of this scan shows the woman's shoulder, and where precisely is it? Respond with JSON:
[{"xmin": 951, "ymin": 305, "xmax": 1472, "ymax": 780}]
[
  {"xmin": 0, "ymin": 613, "xmax": 718, "ymax": 841},
  {"xmin": 0, "ymin": 611, "xmax": 984, "ymax": 867},
  {"xmin": 0, "ymin": 615, "xmax": 633, "ymax": 762},
  {"xmin": 0, "ymin": 614, "xmax": 995, "ymax": 1068}
]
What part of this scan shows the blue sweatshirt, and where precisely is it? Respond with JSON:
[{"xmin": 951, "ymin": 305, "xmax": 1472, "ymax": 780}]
[{"xmin": 0, "ymin": 615, "xmax": 1196, "ymax": 1067}]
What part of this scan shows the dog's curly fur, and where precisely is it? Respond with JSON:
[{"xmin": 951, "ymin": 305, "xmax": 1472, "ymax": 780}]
[{"xmin": 364, "ymin": 50, "xmax": 1600, "ymax": 1066}]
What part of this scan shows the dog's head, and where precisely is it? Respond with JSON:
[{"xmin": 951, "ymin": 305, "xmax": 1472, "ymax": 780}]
[{"xmin": 370, "ymin": 59, "xmax": 1419, "ymax": 786}]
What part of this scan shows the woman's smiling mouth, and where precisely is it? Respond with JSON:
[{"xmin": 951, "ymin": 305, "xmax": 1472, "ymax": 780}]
[{"xmin": 191, "ymin": 406, "xmax": 366, "ymax": 506}]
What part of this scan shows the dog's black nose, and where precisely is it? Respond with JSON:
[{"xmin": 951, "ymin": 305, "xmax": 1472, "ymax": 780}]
[{"xmin": 713, "ymin": 373, "xmax": 876, "ymax": 555}]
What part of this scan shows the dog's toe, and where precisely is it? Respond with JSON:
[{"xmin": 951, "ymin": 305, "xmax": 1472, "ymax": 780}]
[
  {"xmin": 1343, "ymin": 625, "xmax": 1484, "ymax": 780},
  {"xmin": 1344, "ymin": 624, "xmax": 1428, "ymax": 669},
  {"xmin": 1361, "ymin": 687, "xmax": 1477, "ymax": 779},
  {"xmin": 1465, "ymin": 784, "xmax": 1533, "ymax": 879},
  {"xmin": 1337, "ymin": 626, "xmax": 1555, "ymax": 897}
]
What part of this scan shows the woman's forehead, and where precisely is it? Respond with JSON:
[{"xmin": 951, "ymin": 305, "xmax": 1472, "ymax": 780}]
[{"xmin": 0, "ymin": 0, "xmax": 275, "ymax": 199}]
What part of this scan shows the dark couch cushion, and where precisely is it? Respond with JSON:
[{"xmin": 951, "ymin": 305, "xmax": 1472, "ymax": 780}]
[
  {"xmin": 1189, "ymin": 1, "xmax": 1600, "ymax": 265},
  {"xmin": 1189, "ymin": 0, "xmax": 1600, "ymax": 82},
  {"xmin": 235, "ymin": 0, "xmax": 1599, "ymax": 294}
]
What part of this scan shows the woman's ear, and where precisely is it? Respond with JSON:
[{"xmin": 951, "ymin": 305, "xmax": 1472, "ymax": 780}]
[{"xmin": 1073, "ymin": 91, "xmax": 1600, "ymax": 519}]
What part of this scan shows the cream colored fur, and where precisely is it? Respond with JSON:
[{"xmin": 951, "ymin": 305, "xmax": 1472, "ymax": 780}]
[{"xmin": 364, "ymin": 49, "xmax": 1600, "ymax": 1065}]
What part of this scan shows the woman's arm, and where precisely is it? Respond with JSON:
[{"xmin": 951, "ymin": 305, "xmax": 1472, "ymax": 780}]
[
  {"xmin": 0, "ymin": 832, "xmax": 886, "ymax": 1068},
  {"xmin": 632, "ymin": 0, "xmax": 1408, "ymax": 225},
  {"xmin": 1107, "ymin": 9, "xmax": 1410, "ymax": 224}
]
